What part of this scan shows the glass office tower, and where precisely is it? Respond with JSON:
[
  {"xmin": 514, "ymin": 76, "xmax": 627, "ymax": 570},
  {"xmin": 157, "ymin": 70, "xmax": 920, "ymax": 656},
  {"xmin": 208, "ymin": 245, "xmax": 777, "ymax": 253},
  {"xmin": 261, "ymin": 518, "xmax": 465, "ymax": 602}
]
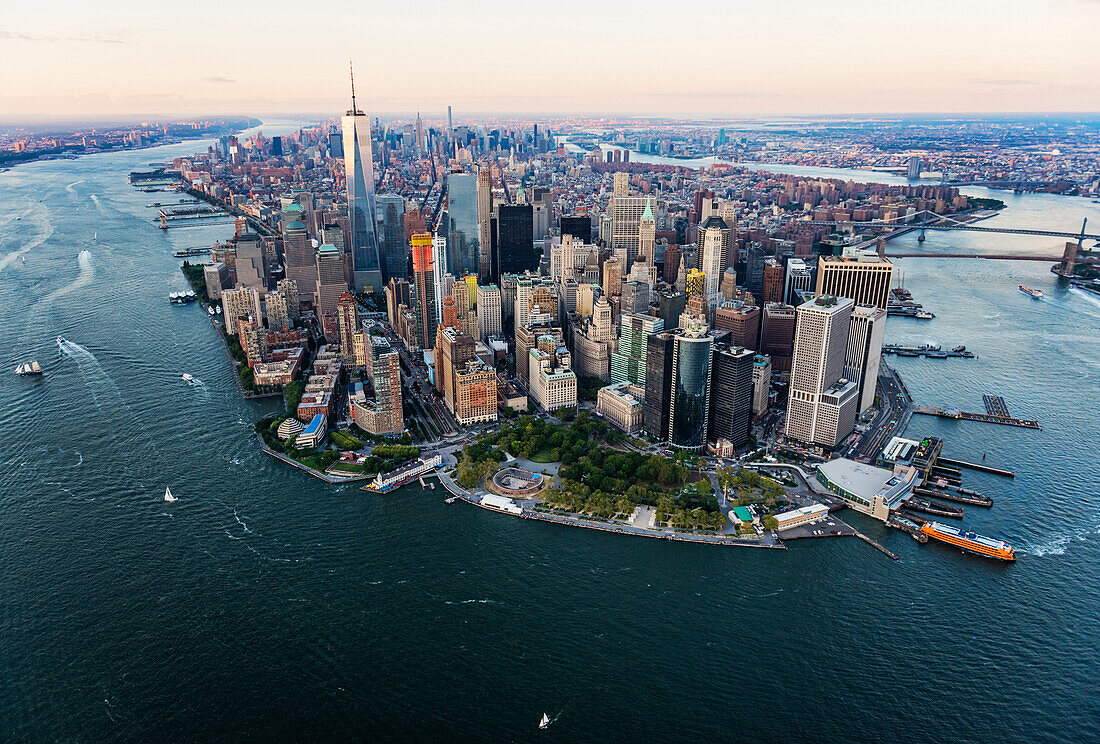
[
  {"xmin": 376, "ymin": 194, "xmax": 407, "ymax": 283},
  {"xmin": 343, "ymin": 106, "xmax": 381, "ymax": 293},
  {"xmin": 446, "ymin": 173, "xmax": 479, "ymax": 277},
  {"xmin": 669, "ymin": 326, "xmax": 714, "ymax": 451}
]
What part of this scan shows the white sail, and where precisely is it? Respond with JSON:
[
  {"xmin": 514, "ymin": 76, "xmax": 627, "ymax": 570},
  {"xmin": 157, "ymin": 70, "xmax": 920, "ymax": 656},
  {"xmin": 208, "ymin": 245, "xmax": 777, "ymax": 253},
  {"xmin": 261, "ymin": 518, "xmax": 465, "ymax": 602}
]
[
  {"xmin": 164, "ymin": 487, "xmax": 177, "ymax": 502},
  {"xmin": 30, "ymin": 361, "xmax": 41, "ymax": 373},
  {"xmin": 538, "ymin": 713, "xmax": 550, "ymax": 729}
]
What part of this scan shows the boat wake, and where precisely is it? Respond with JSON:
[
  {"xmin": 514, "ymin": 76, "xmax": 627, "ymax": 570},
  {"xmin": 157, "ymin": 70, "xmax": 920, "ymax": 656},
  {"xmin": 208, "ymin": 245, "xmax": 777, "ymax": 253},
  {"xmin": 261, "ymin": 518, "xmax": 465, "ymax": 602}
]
[
  {"xmin": 42, "ymin": 249, "xmax": 94, "ymax": 302},
  {"xmin": 0, "ymin": 203, "xmax": 54, "ymax": 272},
  {"xmin": 1068, "ymin": 286, "xmax": 1100, "ymax": 316},
  {"xmin": 444, "ymin": 598, "xmax": 499, "ymax": 605},
  {"xmin": 1017, "ymin": 523, "xmax": 1100, "ymax": 557}
]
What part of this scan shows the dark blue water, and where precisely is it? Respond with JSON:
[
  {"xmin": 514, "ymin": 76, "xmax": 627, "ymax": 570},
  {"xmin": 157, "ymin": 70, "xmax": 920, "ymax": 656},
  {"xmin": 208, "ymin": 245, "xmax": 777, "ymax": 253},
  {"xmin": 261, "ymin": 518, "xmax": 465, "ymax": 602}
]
[{"xmin": 1, "ymin": 130, "xmax": 1099, "ymax": 743}]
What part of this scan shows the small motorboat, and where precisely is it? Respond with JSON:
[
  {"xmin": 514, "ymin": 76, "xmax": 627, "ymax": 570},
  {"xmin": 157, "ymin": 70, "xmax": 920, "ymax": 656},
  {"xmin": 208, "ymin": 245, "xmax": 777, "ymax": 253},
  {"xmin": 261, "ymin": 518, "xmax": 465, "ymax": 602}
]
[{"xmin": 182, "ymin": 373, "xmax": 194, "ymax": 382}]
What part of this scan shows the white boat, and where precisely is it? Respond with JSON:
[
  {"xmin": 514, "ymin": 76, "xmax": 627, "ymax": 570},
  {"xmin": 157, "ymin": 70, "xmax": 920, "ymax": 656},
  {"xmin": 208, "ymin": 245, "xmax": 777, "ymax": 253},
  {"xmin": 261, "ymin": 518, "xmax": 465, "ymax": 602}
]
[
  {"xmin": 538, "ymin": 713, "xmax": 551, "ymax": 729},
  {"xmin": 164, "ymin": 487, "xmax": 178, "ymax": 503},
  {"xmin": 207, "ymin": 306, "xmax": 215, "ymax": 316},
  {"xmin": 182, "ymin": 373, "xmax": 194, "ymax": 382},
  {"xmin": 1019, "ymin": 285, "xmax": 1044, "ymax": 299},
  {"xmin": 56, "ymin": 336, "xmax": 67, "ymax": 347},
  {"xmin": 915, "ymin": 310, "xmax": 935, "ymax": 319}
]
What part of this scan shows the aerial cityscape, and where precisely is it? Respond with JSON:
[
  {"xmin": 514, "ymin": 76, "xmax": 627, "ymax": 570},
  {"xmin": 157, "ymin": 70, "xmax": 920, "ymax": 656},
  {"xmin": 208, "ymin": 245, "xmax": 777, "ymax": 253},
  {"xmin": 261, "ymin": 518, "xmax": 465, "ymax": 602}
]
[{"xmin": 2, "ymin": 2, "xmax": 1100, "ymax": 741}]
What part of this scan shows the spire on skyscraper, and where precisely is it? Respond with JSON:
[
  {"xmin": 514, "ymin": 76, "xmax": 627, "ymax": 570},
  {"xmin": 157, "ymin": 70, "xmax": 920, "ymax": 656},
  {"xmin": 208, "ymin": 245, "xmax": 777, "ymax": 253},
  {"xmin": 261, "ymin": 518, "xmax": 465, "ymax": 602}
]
[{"xmin": 348, "ymin": 60, "xmax": 361, "ymax": 116}]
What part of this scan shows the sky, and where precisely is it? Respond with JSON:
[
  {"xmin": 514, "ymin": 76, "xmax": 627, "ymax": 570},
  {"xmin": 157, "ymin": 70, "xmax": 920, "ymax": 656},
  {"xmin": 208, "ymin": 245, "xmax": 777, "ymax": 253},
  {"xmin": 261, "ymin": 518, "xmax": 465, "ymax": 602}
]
[{"xmin": 1, "ymin": 0, "xmax": 1098, "ymax": 122}]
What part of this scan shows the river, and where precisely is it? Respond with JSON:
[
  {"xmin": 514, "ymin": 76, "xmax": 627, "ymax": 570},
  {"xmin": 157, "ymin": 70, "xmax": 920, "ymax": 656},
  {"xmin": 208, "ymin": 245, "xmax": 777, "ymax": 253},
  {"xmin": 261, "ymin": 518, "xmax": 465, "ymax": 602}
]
[{"xmin": 1, "ymin": 126, "xmax": 1098, "ymax": 743}]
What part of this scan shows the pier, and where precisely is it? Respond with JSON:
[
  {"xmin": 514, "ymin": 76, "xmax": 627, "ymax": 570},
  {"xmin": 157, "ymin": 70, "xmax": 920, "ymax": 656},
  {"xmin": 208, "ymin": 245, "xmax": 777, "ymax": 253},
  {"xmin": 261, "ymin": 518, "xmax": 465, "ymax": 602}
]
[
  {"xmin": 854, "ymin": 531, "xmax": 900, "ymax": 560},
  {"xmin": 883, "ymin": 344, "xmax": 976, "ymax": 359},
  {"xmin": 983, "ymin": 395, "xmax": 1011, "ymax": 417},
  {"xmin": 913, "ymin": 406, "xmax": 1041, "ymax": 429},
  {"xmin": 937, "ymin": 457, "xmax": 1015, "ymax": 478}
]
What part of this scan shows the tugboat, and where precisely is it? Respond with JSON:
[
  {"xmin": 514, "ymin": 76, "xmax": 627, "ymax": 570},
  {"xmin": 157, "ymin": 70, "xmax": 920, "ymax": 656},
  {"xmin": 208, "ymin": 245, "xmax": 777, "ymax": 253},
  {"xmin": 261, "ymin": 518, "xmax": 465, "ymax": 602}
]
[
  {"xmin": 1019, "ymin": 285, "xmax": 1044, "ymax": 299},
  {"xmin": 915, "ymin": 310, "xmax": 935, "ymax": 319}
]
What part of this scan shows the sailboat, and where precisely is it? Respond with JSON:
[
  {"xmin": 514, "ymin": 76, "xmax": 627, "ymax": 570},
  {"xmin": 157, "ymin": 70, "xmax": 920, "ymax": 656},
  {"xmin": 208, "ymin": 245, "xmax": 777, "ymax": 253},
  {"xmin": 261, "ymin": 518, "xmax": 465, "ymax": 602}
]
[
  {"xmin": 538, "ymin": 713, "xmax": 551, "ymax": 730},
  {"xmin": 164, "ymin": 487, "xmax": 178, "ymax": 503}
]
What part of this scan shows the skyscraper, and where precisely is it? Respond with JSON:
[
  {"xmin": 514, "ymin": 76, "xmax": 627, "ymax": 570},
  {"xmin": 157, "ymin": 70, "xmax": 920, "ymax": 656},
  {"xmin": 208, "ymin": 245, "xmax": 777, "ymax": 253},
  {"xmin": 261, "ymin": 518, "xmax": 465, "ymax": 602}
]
[
  {"xmin": 446, "ymin": 172, "xmax": 479, "ymax": 277},
  {"xmin": 786, "ymin": 296, "xmax": 859, "ymax": 448},
  {"xmin": 560, "ymin": 215, "xmax": 591, "ymax": 242},
  {"xmin": 815, "ymin": 252, "xmax": 894, "ymax": 310},
  {"xmin": 708, "ymin": 343, "xmax": 755, "ymax": 450},
  {"xmin": 375, "ymin": 194, "xmax": 407, "ymax": 284},
  {"xmin": 411, "ymin": 233, "xmax": 437, "ymax": 350},
  {"xmin": 316, "ymin": 245, "xmax": 348, "ymax": 340},
  {"xmin": 844, "ymin": 305, "xmax": 887, "ymax": 413},
  {"xmin": 699, "ymin": 216, "xmax": 729, "ymax": 315},
  {"xmin": 476, "ymin": 284, "xmax": 502, "ymax": 340},
  {"xmin": 761, "ymin": 302, "xmax": 797, "ymax": 372},
  {"xmin": 477, "ymin": 168, "xmax": 493, "ymax": 280},
  {"xmin": 639, "ymin": 198, "xmax": 656, "ymax": 266},
  {"xmin": 283, "ymin": 220, "xmax": 315, "ymax": 305},
  {"xmin": 336, "ymin": 292, "xmax": 359, "ymax": 364},
  {"xmin": 611, "ymin": 314, "xmax": 664, "ymax": 386},
  {"xmin": 668, "ymin": 321, "xmax": 717, "ymax": 452},
  {"xmin": 496, "ymin": 204, "xmax": 536, "ymax": 277},
  {"xmin": 342, "ymin": 66, "xmax": 382, "ymax": 293}
]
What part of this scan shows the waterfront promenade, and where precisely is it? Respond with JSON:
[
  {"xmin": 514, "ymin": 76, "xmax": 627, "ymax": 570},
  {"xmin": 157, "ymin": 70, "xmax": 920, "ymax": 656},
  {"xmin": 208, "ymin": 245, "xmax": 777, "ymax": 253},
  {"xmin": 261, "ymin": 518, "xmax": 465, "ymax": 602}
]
[{"xmin": 434, "ymin": 464, "xmax": 784, "ymax": 549}]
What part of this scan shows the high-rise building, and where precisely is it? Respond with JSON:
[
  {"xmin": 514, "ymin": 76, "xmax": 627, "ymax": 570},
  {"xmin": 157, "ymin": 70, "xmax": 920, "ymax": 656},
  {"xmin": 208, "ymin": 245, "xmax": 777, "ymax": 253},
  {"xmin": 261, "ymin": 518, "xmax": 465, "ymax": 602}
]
[
  {"xmin": 515, "ymin": 322, "xmax": 561, "ymax": 388},
  {"xmin": 664, "ymin": 244, "xmax": 682, "ymax": 284},
  {"xmin": 435, "ymin": 325, "xmax": 475, "ymax": 406},
  {"xmin": 336, "ymin": 292, "xmax": 359, "ymax": 364},
  {"xmin": 708, "ymin": 343, "xmax": 755, "ymax": 450},
  {"xmin": 844, "ymin": 305, "xmax": 887, "ymax": 413},
  {"xmin": 452, "ymin": 360, "xmax": 498, "ymax": 425},
  {"xmin": 235, "ymin": 233, "xmax": 268, "ymax": 291},
  {"xmin": 266, "ymin": 291, "xmax": 290, "ymax": 332},
  {"xmin": 906, "ymin": 156, "xmax": 922, "ymax": 179},
  {"xmin": 352, "ymin": 334, "xmax": 403, "ymax": 435},
  {"xmin": 668, "ymin": 321, "xmax": 717, "ymax": 452},
  {"xmin": 514, "ymin": 275, "xmax": 557, "ymax": 329},
  {"xmin": 784, "ymin": 258, "xmax": 814, "ymax": 305},
  {"xmin": 375, "ymin": 194, "xmax": 407, "ymax": 284},
  {"xmin": 342, "ymin": 72, "xmax": 382, "ymax": 293},
  {"xmin": 698, "ymin": 217, "xmax": 729, "ymax": 316},
  {"xmin": 283, "ymin": 220, "xmax": 315, "ymax": 304},
  {"xmin": 528, "ymin": 335, "xmax": 577, "ymax": 412},
  {"xmin": 761, "ymin": 302, "xmax": 797, "ymax": 372},
  {"xmin": 657, "ymin": 290, "xmax": 687, "ymax": 331},
  {"xmin": 476, "ymin": 168, "xmax": 493, "ymax": 280},
  {"xmin": 411, "ymin": 234, "xmax": 437, "ymax": 349},
  {"xmin": 446, "ymin": 172, "xmax": 479, "ymax": 277},
  {"xmin": 607, "ymin": 175, "xmax": 650, "ymax": 267},
  {"xmin": 611, "ymin": 314, "xmax": 664, "ymax": 386},
  {"xmin": 620, "ymin": 280, "xmax": 650, "ymax": 317},
  {"xmin": 786, "ymin": 296, "xmax": 859, "ymax": 448},
  {"xmin": 602, "ymin": 256, "xmax": 622, "ymax": 299},
  {"xmin": 715, "ymin": 301, "xmax": 760, "ymax": 350},
  {"xmin": 315, "ymin": 244, "xmax": 348, "ymax": 339},
  {"xmin": 221, "ymin": 287, "xmax": 263, "ymax": 335},
  {"xmin": 815, "ymin": 252, "xmax": 894, "ymax": 310},
  {"xmin": 752, "ymin": 354, "xmax": 772, "ymax": 419},
  {"xmin": 643, "ymin": 329, "xmax": 676, "ymax": 439},
  {"xmin": 385, "ymin": 277, "xmax": 410, "ymax": 329},
  {"xmin": 639, "ymin": 198, "xmax": 656, "ymax": 266},
  {"xmin": 476, "ymin": 284, "xmax": 502, "ymax": 340},
  {"xmin": 560, "ymin": 215, "xmax": 591, "ymax": 242},
  {"xmin": 495, "ymin": 204, "xmax": 536, "ymax": 278},
  {"xmin": 203, "ymin": 262, "xmax": 230, "ymax": 301},
  {"xmin": 763, "ymin": 258, "xmax": 785, "ymax": 304}
]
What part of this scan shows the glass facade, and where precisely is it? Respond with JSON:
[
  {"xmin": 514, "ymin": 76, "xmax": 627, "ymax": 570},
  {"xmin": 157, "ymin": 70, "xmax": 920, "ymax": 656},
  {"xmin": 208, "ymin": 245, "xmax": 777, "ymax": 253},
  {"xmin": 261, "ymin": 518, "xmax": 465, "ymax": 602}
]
[
  {"xmin": 446, "ymin": 173, "xmax": 479, "ymax": 277},
  {"xmin": 342, "ymin": 113, "xmax": 380, "ymax": 291},
  {"xmin": 670, "ymin": 333, "xmax": 713, "ymax": 451},
  {"xmin": 375, "ymin": 194, "xmax": 407, "ymax": 283}
]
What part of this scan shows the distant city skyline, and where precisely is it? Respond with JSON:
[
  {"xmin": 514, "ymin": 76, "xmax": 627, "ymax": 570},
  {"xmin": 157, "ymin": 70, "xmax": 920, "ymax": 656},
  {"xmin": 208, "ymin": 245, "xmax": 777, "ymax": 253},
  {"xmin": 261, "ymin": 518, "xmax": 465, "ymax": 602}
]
[{"xmin": 2, "ymin": 0, "xmax": 1098, "ymax": 119}]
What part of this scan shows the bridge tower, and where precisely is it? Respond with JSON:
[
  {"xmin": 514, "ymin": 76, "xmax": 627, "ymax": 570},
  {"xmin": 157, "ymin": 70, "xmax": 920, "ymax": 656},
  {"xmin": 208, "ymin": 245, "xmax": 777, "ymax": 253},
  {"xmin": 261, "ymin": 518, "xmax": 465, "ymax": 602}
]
[{"xmin": 1078, "ymin": 217, "xmax": 1088, "ymax": 249}]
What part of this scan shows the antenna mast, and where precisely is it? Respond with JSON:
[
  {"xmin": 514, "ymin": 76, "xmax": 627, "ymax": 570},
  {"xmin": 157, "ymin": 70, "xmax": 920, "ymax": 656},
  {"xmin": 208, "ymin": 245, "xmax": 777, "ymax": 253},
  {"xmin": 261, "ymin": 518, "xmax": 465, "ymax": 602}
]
[{"xmin": 349, "ymin": 60, "xmax": 359, "ymax": 115}]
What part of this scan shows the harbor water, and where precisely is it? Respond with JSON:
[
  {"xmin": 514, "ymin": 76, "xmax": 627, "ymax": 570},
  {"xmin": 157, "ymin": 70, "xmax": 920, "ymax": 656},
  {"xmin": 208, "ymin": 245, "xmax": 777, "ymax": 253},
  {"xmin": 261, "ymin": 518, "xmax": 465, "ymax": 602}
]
[{"xmin": 1, "ymin": 129, "xmax": 1099, "ymax": 742}]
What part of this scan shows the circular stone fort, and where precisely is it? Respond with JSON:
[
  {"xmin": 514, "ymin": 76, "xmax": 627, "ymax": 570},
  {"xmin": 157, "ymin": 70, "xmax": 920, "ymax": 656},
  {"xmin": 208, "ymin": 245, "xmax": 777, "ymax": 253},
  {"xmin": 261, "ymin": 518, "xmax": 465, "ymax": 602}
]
[{"xmin": 490, "ymin": 467, "xmax": 546, "ymax": 497}]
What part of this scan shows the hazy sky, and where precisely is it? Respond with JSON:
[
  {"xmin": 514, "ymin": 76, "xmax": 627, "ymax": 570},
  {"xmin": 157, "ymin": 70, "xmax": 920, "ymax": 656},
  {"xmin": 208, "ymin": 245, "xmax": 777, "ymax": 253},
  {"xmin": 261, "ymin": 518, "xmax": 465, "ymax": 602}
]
[{"xmin": 2, "ymin": 0, "xmax": 1098, "ymax": 121}]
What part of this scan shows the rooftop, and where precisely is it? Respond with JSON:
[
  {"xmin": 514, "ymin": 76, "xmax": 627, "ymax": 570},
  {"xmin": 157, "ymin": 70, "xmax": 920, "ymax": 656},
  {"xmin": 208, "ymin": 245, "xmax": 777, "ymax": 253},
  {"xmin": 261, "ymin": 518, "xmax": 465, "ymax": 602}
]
[{"xmin": 818, "ymin": 458, "xmax": 895, "ymax": 498}]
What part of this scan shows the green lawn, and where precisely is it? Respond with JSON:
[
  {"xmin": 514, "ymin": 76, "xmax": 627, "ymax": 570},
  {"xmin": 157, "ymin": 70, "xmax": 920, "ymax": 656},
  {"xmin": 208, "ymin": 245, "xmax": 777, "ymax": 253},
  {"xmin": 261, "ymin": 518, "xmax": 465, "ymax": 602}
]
[
  {"xmin": 328, "ymin": 461, "xmax": 366, "ymax": 474},
  {"xmin": 528, "ymin": 447, "xmax": 558, "ymax": 464}
]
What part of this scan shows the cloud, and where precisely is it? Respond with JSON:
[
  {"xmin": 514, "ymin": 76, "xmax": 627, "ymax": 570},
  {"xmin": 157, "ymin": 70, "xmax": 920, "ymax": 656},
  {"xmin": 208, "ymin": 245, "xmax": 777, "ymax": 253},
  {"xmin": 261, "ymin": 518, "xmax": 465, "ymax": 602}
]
[
  {"xmin": 967, "ymin": 78, "xmax": 1036, "ymax": 86},
  {"xmin": 0, "ymin": 29, "xmax": 124, "ymax": 44},
  {"xmin": 204, "ymin": 76, "xmax": 236, "ymax": 84}
]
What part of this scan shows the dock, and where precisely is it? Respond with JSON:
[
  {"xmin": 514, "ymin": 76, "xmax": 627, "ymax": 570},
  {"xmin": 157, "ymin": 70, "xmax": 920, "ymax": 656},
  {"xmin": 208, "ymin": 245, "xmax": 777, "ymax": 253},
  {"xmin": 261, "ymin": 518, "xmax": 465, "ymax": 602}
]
[
  {"xmin": 883, "ymin": 344, "xmax": 976, "ymax": 359},
  {"xmin": 983, "ymin": 395, "xmax": 1011, "ymax": 417},
  {"xmin": 854, "ymin": 531, "xmax": 899, "ymax": 560},
  {"xmin": 913, "ymin": 405, "xmax": 1040, "ymax": 429},
  {"xmin": 915, "ymin": 486, "xmax": 993, "ymax": 507},
  {"xmin": 937, "ymin": 457, "xmax": 1015, "ymax": 478}
]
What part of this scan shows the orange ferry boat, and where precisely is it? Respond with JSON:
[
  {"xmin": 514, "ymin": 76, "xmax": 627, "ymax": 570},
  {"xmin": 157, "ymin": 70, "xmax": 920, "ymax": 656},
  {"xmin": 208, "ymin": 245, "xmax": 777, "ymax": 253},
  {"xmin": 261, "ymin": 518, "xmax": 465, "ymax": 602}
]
[{"xmin": 920, "ymin": 521, "xmax": 1016, "ymax": 562}]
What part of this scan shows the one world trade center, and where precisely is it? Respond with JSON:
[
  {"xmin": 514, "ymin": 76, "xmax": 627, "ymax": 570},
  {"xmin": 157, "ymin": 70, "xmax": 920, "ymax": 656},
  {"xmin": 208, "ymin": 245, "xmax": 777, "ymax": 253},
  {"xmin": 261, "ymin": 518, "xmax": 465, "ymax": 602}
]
[{"xmin": 342, "ymin": 64, "xmax": 382, "ymax": 293}]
